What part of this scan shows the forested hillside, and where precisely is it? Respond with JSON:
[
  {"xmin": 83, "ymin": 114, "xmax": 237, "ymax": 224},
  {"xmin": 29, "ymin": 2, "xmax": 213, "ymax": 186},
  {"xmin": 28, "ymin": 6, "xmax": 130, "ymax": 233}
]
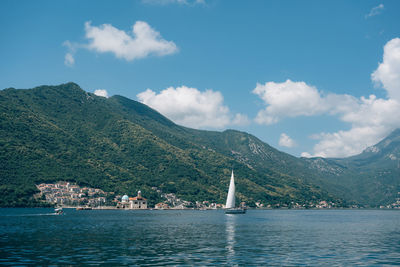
[{"xmin": 0, "ymin": 83, "xmax": 337, "ymax": 207}]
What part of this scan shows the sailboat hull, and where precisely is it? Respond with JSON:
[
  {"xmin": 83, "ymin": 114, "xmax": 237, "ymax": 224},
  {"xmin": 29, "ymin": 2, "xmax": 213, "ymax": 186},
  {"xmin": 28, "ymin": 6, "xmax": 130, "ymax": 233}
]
[{"xmin": 225, "ymin": 208, "xmax": 246, "ymax": 214}]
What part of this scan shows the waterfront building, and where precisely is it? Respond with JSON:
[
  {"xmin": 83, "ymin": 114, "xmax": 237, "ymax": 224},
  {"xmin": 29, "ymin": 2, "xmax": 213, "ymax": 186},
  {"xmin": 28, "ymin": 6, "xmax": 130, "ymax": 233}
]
[
  {"xmin": 129, "ymin": 191, "xmax": 147, "ymax": 209},
  {"xmin": 117, "ymin": 194, "xmax": 131, "ymax": 209},
  {"xmin": 121, "ymin": 195, "xmax": 129, "ymax": 203},
  {"xmin": 155, "ymin": 203, "xmax": 170, "ymax": 209}
]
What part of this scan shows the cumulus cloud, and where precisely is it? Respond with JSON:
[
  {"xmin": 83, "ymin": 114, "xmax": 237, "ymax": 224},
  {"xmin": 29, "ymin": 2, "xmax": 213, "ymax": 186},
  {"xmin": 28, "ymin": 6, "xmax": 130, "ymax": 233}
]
[
  {"xmin": 365, "ymin": 4, "xmax": 384, "ymax": 18},
  {"xmin": 137, "ymin": 86, "xmax": 248, "ymax": 129},
  {"xmin": 94, "ymin": 89, "xmax": 109, "ymax": 98},
  {"xmin": 310, "ymin": 95, "xmax": 400, "ymax": 157},
  {"xmin": 64, "ymin": 53, "xmax": 75, "ymax": 67},
  {"xmin": 253, "ymin": 79, "xmax": 356, "ymax": 125},
  {"xmin": 371, "ymin": 38, "xmax": 400, "ymax": 101},
  {"xmin": 254, "ymin": 38, "xmax": 400, "ymax": 157},
  {"xmin": 310, "ymin": 39, "xmax": 400, "ymax": 158},
  {"xmin": 253, "ymin": 80, "xmax": 324, "ymax": 124},
  {"xmin": 84, "ymin": 21, "xmax": 178, "ymax": 61},
  {"xmin": 300, "ymin": 152, "xmax": 312, "ymax": 158},
  {"xmin": 279, "ymin": 133, "xmax": 296, "ymax": 148},
  {"xmin": 232, "ymin": 113, "xmax": 250, "ymax": 126},
  {"xmin": 308, "ymin": 126, "xmax": 393, "ymax": 158},
  {"xmin": 64, "ymin": 21, "xmax": 177, "ymax": 65},
  {"xmin": 63, "ymin": 40, "xmax": 79, "ymax": 67}
]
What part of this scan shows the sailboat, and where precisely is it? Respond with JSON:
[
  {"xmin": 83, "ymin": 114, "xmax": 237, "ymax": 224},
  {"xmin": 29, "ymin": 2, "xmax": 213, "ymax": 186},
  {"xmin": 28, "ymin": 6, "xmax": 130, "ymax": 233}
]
[{"xmin": 225, "ymin": 170, "xmax": 246, "ymax": 214}]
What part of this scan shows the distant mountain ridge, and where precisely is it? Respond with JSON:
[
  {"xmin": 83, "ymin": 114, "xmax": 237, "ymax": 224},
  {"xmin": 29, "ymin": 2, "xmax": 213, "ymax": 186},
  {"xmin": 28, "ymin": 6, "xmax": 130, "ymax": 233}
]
[
  {"xmin": 300, "ymin": 129, "xmax": 400, "ymax": 206},
  {"xmin": 1, "ymin": 83, "xmax": 399, "ymax": 207},
  {"xmin": 349, "ymin": 128, "xmax": 400, "ymax": 168}
]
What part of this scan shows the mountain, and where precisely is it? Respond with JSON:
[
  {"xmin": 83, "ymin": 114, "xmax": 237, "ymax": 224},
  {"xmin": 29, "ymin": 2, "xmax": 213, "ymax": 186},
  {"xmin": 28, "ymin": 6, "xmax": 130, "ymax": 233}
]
[
  {"xmin": 0, "ymin": 83, "xmax": 338, "ymax": 207},
  {"xmin": 2, "ymin": 83, "xmax": 399, "ymax": 208},
  {"xmin": 344, "ymin": 128, "xmax": 400, "ymax": 170},
  {"xmin": 191, "ymin": 111, "xmax": 400, "ymax": 206},
  {"xmin": 302, "ymin": 130, "xmax": 400, "ymax": 206},
  {"xmin": 210, "ymin": 125, "xmax": 400, "ymax": 206}
]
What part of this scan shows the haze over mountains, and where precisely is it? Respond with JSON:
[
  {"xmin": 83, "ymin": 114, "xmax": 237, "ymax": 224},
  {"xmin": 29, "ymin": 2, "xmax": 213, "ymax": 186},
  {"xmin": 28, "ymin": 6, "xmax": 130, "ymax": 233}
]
[{"xmin": 0, "ymin": 83, "xmax": 399, "ymax": 207}]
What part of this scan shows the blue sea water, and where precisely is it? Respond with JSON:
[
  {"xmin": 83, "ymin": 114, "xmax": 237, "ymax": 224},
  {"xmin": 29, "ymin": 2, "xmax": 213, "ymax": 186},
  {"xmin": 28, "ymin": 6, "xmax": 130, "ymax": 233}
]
[{"xmin": 0, "ymin": 208, "xmax": 399, "ymax": 265}]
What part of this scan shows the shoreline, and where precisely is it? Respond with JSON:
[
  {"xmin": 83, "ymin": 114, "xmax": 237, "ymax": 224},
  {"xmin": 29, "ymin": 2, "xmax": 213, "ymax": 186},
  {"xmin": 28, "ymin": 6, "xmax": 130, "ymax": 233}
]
[{"xmin": 1, "ymin": 206, "xmax": 399, "ymax": 210}]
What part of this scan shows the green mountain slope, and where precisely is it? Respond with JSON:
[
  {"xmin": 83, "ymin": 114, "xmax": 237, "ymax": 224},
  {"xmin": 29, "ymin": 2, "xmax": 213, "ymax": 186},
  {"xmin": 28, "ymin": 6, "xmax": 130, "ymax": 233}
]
[{"xmin": 0, "ymin": 83, "xmax": 337, "ymax": 207}]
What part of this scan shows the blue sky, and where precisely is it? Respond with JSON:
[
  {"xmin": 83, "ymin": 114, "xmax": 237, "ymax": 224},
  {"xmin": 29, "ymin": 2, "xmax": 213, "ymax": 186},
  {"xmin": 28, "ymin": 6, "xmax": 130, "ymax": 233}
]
[{"xmin": 1, "ymin": 0, "xmax": 400, "ymax": 158}]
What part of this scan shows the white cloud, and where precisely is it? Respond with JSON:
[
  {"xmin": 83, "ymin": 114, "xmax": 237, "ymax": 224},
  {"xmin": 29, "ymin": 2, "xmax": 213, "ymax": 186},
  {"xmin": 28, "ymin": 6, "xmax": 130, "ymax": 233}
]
[
  {"xmin": 64, "ymin": 53, "xmax": 75, "ymax": 67},
  {"xmin": 94, "ymin": 89, "xmax": 109, "ymax": 98},
  {"xmin": 298, "ymin": 95, "xmax": 400, "ymax": 158},
  {"xmin": 253, "ymin": 79, "xmax": 356, "ymax": 125},
  {"xmin": 63, "ymin": 40, "xmax": 79, "ymax": 67},
  {"xmin": 232, "ymin": 113, "xmax": 250, "ymax": 126},
  {"xmin": 137, "ymin": 86, "xmax": 248, "ymax": 129},
  {"xmin": 365, "ymin": 4, "xmax": 384, "ymax": 18},
  {"xmin": 279, "ymin": 133, "xmax": 296, "ymax": 148},
  {"xmin": 308, "ymin": 127, "xmax": 387, "ymax": 158},
  {"xmin": 254, "ymin": 38, "xmax": 400, "ymax": 158},
  {"xmin": 309, "ymin": 38, "xmax": 400, "ymax": 157},
  {"xmin": 64, "ymin": 21, "xmax": 177, "ymax": 65},
  {"xmin": 371, "ymin": 38, "xmax": 400, "ymax": 101},
  {"xmin": 253, "ymin": 80, "xmax": 324, "ymax": 124},
  {"xmin": 300, "ymin": 152, "xmax": 312, "ymax": 158},
  {"xmin": 308, "ymin": 95, "xmax": 400, "ymax": 158},
  {"xmin": 84, "ymin": 21, "xmax": 178, "ymax": 61}
]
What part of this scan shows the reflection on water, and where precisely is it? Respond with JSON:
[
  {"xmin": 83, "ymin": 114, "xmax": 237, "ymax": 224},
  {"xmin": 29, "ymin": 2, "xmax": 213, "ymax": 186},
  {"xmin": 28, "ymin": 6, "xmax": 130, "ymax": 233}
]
[
  {"xmin": 225, "ymin": 214, "xmax": 236, "ymax": 264},
  {"xmin": 0, "ymin": 209, "xmax": 399, "ymax": 265}
]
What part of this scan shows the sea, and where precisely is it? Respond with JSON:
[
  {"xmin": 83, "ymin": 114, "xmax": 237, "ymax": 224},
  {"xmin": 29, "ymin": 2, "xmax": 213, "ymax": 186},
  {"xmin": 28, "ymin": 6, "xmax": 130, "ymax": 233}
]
[{"xmin": 0, "ymin": 208, "xmax": 399, "ymax": 266}]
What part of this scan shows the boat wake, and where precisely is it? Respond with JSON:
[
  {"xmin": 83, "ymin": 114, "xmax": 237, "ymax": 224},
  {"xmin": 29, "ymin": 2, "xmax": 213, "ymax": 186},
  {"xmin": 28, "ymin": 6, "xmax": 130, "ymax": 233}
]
[{"xmin": 1, "ymin": 213, "xmax": 64, "ymax": 217}]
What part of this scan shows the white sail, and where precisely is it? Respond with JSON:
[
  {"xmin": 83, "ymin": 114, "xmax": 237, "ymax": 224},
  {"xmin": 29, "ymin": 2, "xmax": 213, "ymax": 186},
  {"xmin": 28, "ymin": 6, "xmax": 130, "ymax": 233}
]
[{"xmin": 225, "ymin": 170, "xmax": 236, "ymax": 209}]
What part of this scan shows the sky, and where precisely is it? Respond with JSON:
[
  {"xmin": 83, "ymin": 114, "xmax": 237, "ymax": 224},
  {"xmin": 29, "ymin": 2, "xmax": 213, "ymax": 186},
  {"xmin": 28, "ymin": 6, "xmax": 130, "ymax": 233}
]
[{"xmin": 1, "ymin": 0, "xmax": 400, "ymax": 158}]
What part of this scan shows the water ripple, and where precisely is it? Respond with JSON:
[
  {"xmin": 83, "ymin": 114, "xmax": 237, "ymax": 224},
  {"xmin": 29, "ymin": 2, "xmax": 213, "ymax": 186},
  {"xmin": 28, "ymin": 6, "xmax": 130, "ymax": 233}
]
[{"xmin": 0, "ymin": 209, "xmax": 399, "ymax": 265}]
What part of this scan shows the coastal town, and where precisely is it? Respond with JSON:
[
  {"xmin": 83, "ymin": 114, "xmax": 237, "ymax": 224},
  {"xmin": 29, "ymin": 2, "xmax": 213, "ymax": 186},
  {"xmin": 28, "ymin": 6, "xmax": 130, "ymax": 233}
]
[
  {"xmin": 35, "ymin": 181, "xmax": 400, "ymax": 210},
  {"xmin": 36, "ymin": 182, "xmax": 109, "ymax": 208},
  {"xmin": 35, "ymin": 182, "xmax": 227, "ymax": 210}
]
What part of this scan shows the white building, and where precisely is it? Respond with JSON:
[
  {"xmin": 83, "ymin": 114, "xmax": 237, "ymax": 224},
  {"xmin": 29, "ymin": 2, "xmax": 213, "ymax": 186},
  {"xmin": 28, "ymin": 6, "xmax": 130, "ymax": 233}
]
[{"xmin": 129, "ymin": 190, "xmax": 147, "ymax": 209}]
